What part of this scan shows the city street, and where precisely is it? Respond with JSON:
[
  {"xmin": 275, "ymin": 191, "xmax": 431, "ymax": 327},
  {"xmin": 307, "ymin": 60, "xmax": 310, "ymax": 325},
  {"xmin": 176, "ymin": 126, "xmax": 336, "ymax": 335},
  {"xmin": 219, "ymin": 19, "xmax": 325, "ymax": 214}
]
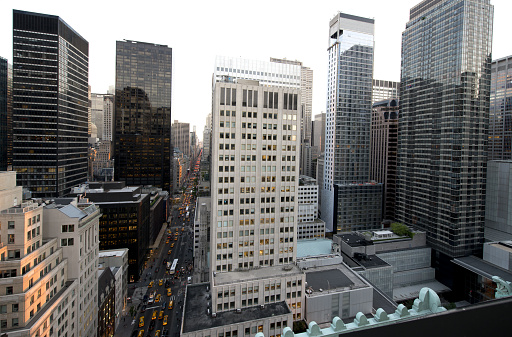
[{"xmin": 116, "ymin": 159, "xmax": 200, "ymax": 337}]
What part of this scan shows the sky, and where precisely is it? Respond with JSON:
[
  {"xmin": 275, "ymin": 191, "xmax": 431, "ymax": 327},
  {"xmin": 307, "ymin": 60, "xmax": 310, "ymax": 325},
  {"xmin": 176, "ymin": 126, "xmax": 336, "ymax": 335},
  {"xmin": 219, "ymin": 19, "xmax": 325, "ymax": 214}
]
[{"xmin": 2, "ymin": 0, "xmax": 511, "ymax": 141}]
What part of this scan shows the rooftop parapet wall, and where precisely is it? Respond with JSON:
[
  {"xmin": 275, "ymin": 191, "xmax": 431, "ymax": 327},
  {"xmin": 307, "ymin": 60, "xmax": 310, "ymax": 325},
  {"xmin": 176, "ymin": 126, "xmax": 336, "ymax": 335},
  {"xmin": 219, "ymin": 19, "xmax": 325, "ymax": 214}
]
[{"xmin": 256, "ymin": 287, "xmax": 446, "ymax": 337}]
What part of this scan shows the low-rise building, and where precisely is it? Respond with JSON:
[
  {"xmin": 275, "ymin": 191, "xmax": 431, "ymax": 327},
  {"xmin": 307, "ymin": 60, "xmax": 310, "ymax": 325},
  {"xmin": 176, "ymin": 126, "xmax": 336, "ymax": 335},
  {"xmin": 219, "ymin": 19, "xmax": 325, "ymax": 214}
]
[
  {"xmin": 98, "ymin": 267, "xmax": 116, "ymax": 337},
  {"xmin": 99, "ymin": 248, "xmax": 128, "ymax": 330}
]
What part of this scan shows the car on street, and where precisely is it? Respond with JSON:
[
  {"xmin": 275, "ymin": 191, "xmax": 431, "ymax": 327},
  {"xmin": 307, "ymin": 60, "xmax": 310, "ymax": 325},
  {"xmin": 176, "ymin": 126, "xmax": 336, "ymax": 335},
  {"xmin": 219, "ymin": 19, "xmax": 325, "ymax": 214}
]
[
  {"xmin": 149, "ymin": 320, "xmax": 156, "ymax": 331},
  {"xmin": 163, "ymin": 315, "xmax": 168, "ymax": 325},
  {"xmin": 155, "ymin": 294, "xmax": 161, "ymax": 303},
  {"xmin": 138, "ymin": 330, "xmax": 144, "ymax": 337},
  {"xmin": 155, "ymin": 330, "xmax": 161, "ymax": 337},
  {"xmin": 167, "ymin": 288, "xmax": 172, "ymax": 296},
  {"xmin": 139, "ymin": 316, "xmax": 144, "ymax": 327},
  {"xmin": 148, "ymin": 281, "xmax": 154, "ymax": 288},
  {"xmin": 152, "ymin": 310, "xmax": 157, "ymax": 320},
  {"xmin": 169, "ymin": 300, "xmax": 173, "ymax": 310},
  {"xmin": 159, "ymin": 310, "xmax": 164, "ymax": 319},
  {"xmin": 168, "ymin": 250, "xmax": 172, "ymax": 255},
  {"xmin": 159, "ymin": 279, "xmax": 163, "ymax": 286}
]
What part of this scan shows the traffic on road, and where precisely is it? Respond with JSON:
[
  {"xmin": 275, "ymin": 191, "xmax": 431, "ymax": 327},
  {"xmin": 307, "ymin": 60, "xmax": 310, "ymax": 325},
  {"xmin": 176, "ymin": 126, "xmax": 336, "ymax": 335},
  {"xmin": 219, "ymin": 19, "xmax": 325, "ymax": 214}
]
[{"xmin": 125, "ymin": 155, "xmax": 201, "ymax": 337}]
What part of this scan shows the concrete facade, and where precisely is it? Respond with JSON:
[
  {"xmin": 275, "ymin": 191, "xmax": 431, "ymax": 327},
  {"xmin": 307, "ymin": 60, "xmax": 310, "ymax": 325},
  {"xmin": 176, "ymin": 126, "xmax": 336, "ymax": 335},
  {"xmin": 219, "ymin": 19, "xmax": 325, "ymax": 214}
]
[
  {"xmin": 0, "ymin": 171, "xmax": 78, "ymax": 337},
  {"xmin": 99, "ymin": 248, "xmax": 129, "ymax": 330},
  {"xmin": 43, "ymin": 198, "xmax": 101, "ymax": 337}
]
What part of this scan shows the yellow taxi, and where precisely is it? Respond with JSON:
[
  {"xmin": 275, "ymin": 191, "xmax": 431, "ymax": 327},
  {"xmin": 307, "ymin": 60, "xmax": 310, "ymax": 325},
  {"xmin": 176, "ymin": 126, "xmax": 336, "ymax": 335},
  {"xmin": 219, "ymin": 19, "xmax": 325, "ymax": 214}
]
[
  {"xmin": 163, "ymin": 315, "xmax": 168, "ymax": 326},
  {"xmin": 138, "ymin": 329, "xmax": 144, "ymax": 337},
  {"xmin": 174, "ymin": 236, "xmax": 177, "ymax": 241},
  {"xmin": 168, "ymin": 250, "xmax": 172, "ymax": 255},
  {"xmin": 165, "ymin": 239, "xmax": 169, "ymax": 244},
  {"xmin": 155, "ymin": 330, "xmax": 161, "ymax": 337},
  {"xmin": 171, "ymin": 243, "xmax": 175, "ymax": 248},
  {"xmin": 182, "ymin": 227, "xmax": 185, "ymax": 231},
  {"xmin": 159, "ymin": 310, "xmax": 164, "ymax": 319},
  {"xmin": 148, "ymin": 281, "xmax": 154, "ymax": 288},
  {"xmin": 169, "ymin": 300, "xmax": 173, "ymax": 310},
  {"xmin": 167, "ymin": 288, "xmax": 172, "ymax": 296},
  {"xmin": 152, "ymin": 311, "xmax": 157, "ymax": 320},
  {"xmin": 155, "ymin": 294, "xmax": 161, "ymax": 303},
  {"xmin": 139, "ymin": 316, "xmax": 144, "ymax": 327},
  {"xmin": 159, "ymin": 279, "xmax": 163, "ymax": 286}
]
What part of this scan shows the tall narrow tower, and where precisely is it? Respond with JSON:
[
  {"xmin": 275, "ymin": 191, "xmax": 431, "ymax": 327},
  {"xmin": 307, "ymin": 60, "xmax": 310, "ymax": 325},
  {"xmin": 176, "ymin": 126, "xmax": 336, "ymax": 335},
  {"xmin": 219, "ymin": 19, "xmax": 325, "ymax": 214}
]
[
  {"xmin": 114, "ymin": 40, "xmax": 172, "ymax": 191},
  {"xmin": 321, "ymin": 13, "xmax": 382, "ymax": 233},
  {"xmin": 12, "ymin": 10, "xmax": 89, "ymax": 197},
  {"xmin": 396, "ymin": 0, "xmax": 493, "ymax": 260}
]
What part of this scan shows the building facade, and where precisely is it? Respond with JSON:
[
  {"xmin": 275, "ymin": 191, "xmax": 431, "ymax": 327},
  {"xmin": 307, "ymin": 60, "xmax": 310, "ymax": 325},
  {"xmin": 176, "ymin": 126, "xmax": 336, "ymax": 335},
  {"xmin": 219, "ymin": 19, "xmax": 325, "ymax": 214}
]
[
  {"xmin": 484, "ymin": 160, "xmax": 512, "ymax": 241},
  {"xmin": 209, "ymin": 57, "xmax": 305, "ymax": 320},
  {"xmin": 321, "ymin": 12, "xmax": 379, "ymax": 233},
  {"xmin": 98, "ymin": 248, "xmax": 129, "ymax": 331},
  {"xmin": 369, "ymin": 99, "xmax": 399, "ymax": 221},
  {"xmin": 0, "ymin": 171, "xmax": 79, "ymax": 337},
  {"xmin": 114, "ymin": 40, "xmax": 172, "ymax": 192},
  {"xmin": 172, "ymin": 120, "xmax": 191, "ymax": 159},
  {"xmin": 12, "ymin": 10, "xmax": 89, "ymax": 198},
  {"xmin": 97, "ymin": 267, "xmax": 116, "ymax": 337},
  {"xmin": 396, "ymin": 0, "xmax": 493, "ymax": 259},
  {"xmin": 72, "ymin": 182, "xmax": 150, "ymax": 282},
  {"xmin": 0, "ymin": 57, "xmax": 7, "ymax": 171},
  {"xmin": 297, "ymin": 176, "xmax": 325, "ymax": 240},
  {"xmin": 372, "ymin": 79, "xmax": 400, "ymax": 104},
  {"xmin": 489, "ymin": 56, "xmax": 512, "ymax": 161},
  {"xmin": 43, "ymin": 198, "xmax": 101, "ymax": 337}
]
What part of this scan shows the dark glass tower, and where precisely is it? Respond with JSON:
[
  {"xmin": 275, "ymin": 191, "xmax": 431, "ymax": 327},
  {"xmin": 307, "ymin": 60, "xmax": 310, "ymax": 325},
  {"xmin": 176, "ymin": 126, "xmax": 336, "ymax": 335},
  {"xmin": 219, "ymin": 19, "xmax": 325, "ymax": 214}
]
[
  {"xmin": 12, "ymin": 10, "xmax": 89, "ymax": 197},
  {"xmin": 320, "ymin": 13, "xmax": 382, "ymax": 233},
  {"xmin": 0, "ymin": 57, "xmax": 7, "ymax": 171},
  {"xmin": 397, "ymin": 0, "xmax": 493, "ymax": 258},
  {"xmin": 114, "ymin": 40, "xmax": 172, "ymax": 192}
]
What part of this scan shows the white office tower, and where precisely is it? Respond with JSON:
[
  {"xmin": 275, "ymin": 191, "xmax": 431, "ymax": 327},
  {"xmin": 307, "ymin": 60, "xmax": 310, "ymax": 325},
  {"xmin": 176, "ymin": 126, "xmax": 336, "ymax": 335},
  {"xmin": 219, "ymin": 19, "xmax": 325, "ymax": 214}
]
[{"xmin": 210, "ymin": 57, "xmax": 305, "ymax": 321}]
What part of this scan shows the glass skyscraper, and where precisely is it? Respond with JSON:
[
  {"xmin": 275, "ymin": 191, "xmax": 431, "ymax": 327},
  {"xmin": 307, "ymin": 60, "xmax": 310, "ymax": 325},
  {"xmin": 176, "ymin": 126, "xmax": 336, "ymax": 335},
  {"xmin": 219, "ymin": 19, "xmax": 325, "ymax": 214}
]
[
  {"xmin": 12, "ymin": 10, "xmax": 89, "ymax": 197},
  {"xmin": 114, "ymin": 40, "xmax": 172, "ymax": 192},
  {"xmin": 396, "ymin": 0, "xmax": 493, "ymax": 259},
  {"xmin": 320, "ymin": 12, "xmax": 382, "ymax": 233},
  {"xmin": 0, "ymin": 56, "xmax": 7, "ymax": 171},
  {"xmin": 488, "ymin": 56, "xmax": 512, "ymax": 161}
]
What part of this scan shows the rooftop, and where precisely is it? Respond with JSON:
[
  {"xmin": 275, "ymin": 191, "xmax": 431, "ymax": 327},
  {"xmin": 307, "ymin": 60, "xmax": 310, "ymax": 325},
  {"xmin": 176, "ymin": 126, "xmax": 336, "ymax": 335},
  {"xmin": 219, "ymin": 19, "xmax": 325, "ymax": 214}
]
[
  {"xmin": 338, "ymin": 233, "xmax": 373, "ymax": 247},
  {"xmin": 99, "ymin": 249, "xmax": 128, "ymax": 258},
  {"xmin": 214, "ymin": 264, "xmax": 302, "ymax": 286},
  {"xmin": 306, "ymin": 269, "xmax": 353, "ymax": 291},
  {"xmin": 453, "ymin": 255, "xmax": 512, "ymax": 283},
  {"xmin": 297, "ymin": 239, "xmax": 333, "ymax": 258},
  {"xmin": 183, "ymin": 283, "xmax": 291, "ymax": 333}
]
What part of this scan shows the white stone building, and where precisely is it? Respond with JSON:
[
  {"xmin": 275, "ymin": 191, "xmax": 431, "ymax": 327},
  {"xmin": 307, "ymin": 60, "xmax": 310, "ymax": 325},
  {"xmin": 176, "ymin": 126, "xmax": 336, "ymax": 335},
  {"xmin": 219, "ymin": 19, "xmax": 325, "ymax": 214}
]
[
  {"xmin": 43, "ymin": 198, "xmax": 101, "ymax": 337},
  {"xmin": 0, "ymin": 171, "xmax": 78, "ymax": 337}
]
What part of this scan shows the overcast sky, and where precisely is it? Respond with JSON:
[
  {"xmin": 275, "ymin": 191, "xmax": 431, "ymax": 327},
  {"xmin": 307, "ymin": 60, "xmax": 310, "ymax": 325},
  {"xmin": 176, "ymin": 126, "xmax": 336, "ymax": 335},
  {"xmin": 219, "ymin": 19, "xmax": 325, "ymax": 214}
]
[{"xmin": 2, "ymin": 0, "xmax": 510, "ymax": 141}]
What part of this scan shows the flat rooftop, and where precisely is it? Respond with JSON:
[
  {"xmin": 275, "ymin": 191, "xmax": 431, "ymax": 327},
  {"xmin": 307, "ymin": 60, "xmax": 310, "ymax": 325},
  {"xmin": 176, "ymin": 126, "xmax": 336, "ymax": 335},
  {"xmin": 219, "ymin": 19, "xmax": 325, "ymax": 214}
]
[
  {"xmin": 453, "ymin": 255, "xmax": 512, "ymax": 283},
  {"xmin": 306, "ymin": 269, "xmax": 353, "ymax": 291},
  {"xmin": 338, "ymin": 233, "xmax": 373, "ymax": 247},
  {"xmin": 183, "ymin": 283, "xmax": 291, "ymax": 333},
  {"xmin": 99, "ymin": 249, "xmax": 128, "ymax": 257},
  {"xmin": 305, "ymin": 263, "xmax": 370, "ymax": 296},
  {"xmin": 213, "ymin": 264, "xmax": 302, "ymax": 286},
  {"xmin": 297, "ymin": 238, "xmax": 333, "ymax": 258}
]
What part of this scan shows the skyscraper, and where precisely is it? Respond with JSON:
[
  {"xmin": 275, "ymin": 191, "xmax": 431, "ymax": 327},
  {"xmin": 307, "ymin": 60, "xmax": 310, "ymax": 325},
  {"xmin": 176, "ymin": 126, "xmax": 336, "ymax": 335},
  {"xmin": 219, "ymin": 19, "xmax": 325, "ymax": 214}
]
[
  {"xmin": 488, "ymin": 56, "xmax": 512, "ymax": 161},
  {"xmin": 320, "ymin": 12, "xmax": 382, "ymax": 233},
  {"xmin": 172, "ymin": 120, "xmax": 190, "ymax": 158},
  {"xmin": 0, "ymin": 56, "xmax": 7, "ymax": 171},
  {"xmin": 370, "ymin": 99, "xmax": 399, "ymax": 221},
  {"xmin": 396, "ymin": 0, "xmax": 493, "ymax": 260},
  {"xmin": 372, "ymin": 79, "xmax": 400, "ymax": 104},
  {"xmin": 209, "ymin": 57, "xmax": 305, "ymax": 320},
  {"xmin": 114, "ymin": 40, "xmax": 172, "ymax": 191},
  {"xmin": 12, "ymin": 10, "xmax": 89, "ymax": 197}
]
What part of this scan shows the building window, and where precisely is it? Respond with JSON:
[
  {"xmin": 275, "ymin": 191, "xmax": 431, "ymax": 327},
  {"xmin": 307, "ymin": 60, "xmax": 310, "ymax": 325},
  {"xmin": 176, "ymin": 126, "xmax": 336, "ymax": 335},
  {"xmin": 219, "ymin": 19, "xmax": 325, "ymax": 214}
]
[
  {"xmin": 7, "ymin": 234, "xmax": 14, "ymax": 244},
  {"xmin": 8, "ymin": 221, "xmax": 15, "ymax": 229}
]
